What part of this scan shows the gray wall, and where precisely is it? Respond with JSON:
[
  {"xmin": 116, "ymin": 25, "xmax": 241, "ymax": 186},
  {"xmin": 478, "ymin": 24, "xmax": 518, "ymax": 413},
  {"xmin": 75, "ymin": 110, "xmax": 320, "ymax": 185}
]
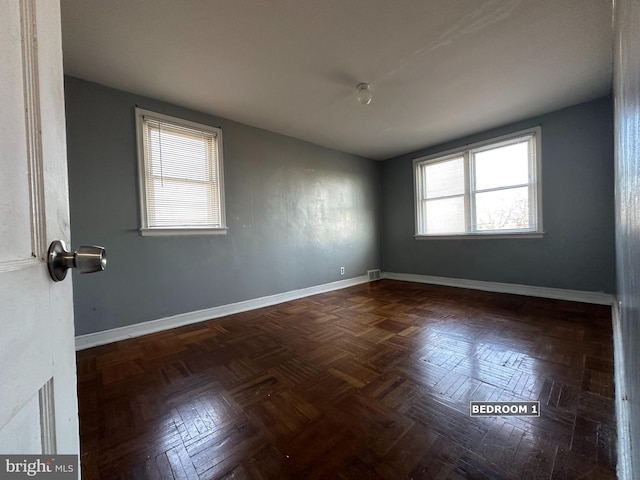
[
  {"xmin": 614, "ymin": 0, "xmax": 640, "ymax": 475},
  {"xmin": 381, "ymin": 97, "xmax": 615, "ymax": 293},
  {"xmin": 65, "ymin": 76, "xmax": 381, "ymax": 336}
]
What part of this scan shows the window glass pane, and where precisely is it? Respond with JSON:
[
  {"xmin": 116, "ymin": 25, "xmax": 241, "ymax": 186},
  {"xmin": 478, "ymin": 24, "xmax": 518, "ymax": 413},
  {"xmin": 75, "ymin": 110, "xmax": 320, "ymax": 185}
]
[
  {"xmin": 414, "ymin": 129, "xmax": 539, "ymax": 237},
  {"xmin": 138, "ymin": 109, "xmax": 226, "ymax": 232},
  {"xmin": 474, "ymin": 186, "xmax": 530, "ymax": 231},
  {"xmin": 425, "ymin": 196, "xmax": 465, "ymax": 234},
  {"xmin": 474, "ymin": 141, "xmax": 529, "ymax": 191},
  {"xmin": 149, "ymin": 128, "xmax": 212, "ymax": 181},
  {"xmin": 150, "ymin": 179, "xmax": 215, "ymax": 227},
  {"xmin": 424, "ymin": 157, "xmax": 464, "ymax": 199}
]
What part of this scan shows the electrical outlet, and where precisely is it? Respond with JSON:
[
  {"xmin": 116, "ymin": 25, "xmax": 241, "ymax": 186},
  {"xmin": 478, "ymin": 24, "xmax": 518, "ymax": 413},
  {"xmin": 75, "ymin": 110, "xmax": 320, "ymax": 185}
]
[{"xmin": 340, "ymin": 266, "xmax": 345, "ymax": 275}]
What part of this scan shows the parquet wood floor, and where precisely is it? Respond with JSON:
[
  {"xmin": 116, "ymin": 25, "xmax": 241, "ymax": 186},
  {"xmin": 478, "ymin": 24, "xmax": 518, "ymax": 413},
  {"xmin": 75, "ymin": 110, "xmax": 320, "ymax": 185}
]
[{"xmin": 76, "ymin": 280, "xmax": 617, "ymax": 479}]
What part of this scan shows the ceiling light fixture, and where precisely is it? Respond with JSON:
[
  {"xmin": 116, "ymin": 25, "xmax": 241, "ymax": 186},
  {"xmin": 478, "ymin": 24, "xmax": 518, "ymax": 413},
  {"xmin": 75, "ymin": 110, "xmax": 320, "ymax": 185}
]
[{"xmin": 356, "ymin": 83, "xmax": 372, "ymax": 105}]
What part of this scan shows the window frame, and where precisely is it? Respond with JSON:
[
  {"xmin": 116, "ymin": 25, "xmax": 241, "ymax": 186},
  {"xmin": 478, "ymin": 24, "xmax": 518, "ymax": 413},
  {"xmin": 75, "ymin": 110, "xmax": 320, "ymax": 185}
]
[
  {"xmin": 135, "ymin": 108, "xmax": 228, "ymax": 237},
  {"xmin": 413, "ymin": 127, "xmax": 543, "ymax": 239}
]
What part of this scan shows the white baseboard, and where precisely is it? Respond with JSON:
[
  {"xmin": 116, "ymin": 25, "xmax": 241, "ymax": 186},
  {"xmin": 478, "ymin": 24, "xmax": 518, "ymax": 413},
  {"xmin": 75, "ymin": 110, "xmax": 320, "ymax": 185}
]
[
  {"xmin": 382, "ymin": 272, "xmax": 614, "ymax": 305},
  {"xmin": 612, "ymin": 299, "xmax": 632, "ymax": 479},
  {"xmin": 75, "ymin": 272, "xmax": 615, "ymax": 350},
  {"xmin": 75, "ymin": 275, "xmax": 370, "ymax": 350}
]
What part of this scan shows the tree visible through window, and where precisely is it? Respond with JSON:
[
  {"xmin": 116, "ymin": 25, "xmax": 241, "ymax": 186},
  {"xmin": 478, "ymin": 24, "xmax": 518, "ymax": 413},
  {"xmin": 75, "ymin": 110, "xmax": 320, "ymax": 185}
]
[{"xmin": 414, "ymin": 128, "xmax": 541, "ymax": 237}]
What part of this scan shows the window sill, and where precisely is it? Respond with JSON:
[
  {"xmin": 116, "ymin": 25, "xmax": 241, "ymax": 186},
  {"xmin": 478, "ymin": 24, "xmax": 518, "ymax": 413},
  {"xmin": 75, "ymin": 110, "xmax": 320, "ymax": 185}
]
[
  {"xmin": 140, "ymin": 227, "xmax": 228, "ymax": 237},
  {"xmin": 414, "ymin": 232, "xmax": 544, "ymax": 240}
]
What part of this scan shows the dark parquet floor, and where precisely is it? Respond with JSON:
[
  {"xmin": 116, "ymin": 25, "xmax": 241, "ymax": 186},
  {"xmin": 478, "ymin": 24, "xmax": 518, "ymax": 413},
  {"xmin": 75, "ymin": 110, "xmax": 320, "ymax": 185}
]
[{"xmin": 76, "ymin": 280, "xmax": 617, "ymax": 479}]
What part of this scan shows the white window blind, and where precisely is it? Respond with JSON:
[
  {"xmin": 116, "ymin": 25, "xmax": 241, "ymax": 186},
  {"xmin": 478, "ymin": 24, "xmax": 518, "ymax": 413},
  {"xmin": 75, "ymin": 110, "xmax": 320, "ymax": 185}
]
[
  {"xmin": 136, "ymin": 109, "xmax": 226, "ymax": 235},
  {"xmin": 414, "ymin": 127, "xmax": 542, "ymax": 237}
]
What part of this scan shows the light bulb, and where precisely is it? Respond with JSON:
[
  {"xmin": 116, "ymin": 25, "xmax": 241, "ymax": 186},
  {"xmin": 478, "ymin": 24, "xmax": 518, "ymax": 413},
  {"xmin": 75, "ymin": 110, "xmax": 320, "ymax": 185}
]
[{"xmin": 356, "ymin": 83, "xmax": 372, "ymax": 105}]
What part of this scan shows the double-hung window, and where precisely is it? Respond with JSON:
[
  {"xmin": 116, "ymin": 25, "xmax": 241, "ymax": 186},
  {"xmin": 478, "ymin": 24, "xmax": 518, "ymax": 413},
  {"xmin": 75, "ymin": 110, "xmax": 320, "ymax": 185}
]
[
  {"xmin": 414, "ymin": 127, "xmax": 542, "ymax": 238},
  {"xmin": 136, "ymin": 108, "xmax": 227, "ymax": 236}
]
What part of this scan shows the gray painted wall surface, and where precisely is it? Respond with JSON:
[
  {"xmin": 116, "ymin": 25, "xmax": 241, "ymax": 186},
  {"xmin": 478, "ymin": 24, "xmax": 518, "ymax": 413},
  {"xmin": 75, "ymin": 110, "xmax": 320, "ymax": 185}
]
[
  {"xmin": 65, "ymin": 77, "xmax": 381, "ymax": 335},
  {"xmin": 614, "ymin": 0, "xmax": 640, "ymax": 475},
  {"xmin": 381, "ymin": 97, "xmax": 615, "ymax": 293}
]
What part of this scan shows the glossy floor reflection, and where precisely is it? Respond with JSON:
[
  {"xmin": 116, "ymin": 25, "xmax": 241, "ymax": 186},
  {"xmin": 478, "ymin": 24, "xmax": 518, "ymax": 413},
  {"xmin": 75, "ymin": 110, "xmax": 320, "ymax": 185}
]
[{"xmin": 76, "ymin": 280, "xmax": 616, "ymax": 479}]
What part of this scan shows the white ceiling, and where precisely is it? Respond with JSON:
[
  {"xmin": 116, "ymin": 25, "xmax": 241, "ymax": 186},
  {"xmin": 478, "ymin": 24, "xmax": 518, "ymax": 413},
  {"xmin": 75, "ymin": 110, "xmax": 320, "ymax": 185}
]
[{"xmin": 60, "ymin": 0, "xmax": 613, "ymax": 160}]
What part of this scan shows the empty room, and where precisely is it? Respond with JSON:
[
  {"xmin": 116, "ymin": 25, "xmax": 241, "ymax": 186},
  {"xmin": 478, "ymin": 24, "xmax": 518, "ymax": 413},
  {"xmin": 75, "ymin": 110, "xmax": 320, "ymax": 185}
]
[{"xmin": 2, "ymin": 0, "xmax": 640, "ymax": 479}]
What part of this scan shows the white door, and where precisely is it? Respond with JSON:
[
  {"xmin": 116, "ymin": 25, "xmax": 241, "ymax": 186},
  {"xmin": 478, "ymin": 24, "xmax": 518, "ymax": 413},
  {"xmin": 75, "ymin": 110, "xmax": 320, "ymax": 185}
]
[{"xmin": 0, "ymin": 0, "xmax": 79, "ymax": 458}]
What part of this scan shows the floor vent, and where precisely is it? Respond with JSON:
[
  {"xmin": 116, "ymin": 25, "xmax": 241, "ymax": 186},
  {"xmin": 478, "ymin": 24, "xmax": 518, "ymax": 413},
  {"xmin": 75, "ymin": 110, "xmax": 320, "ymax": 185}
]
[{"xmin": 367, "ymin": 269, "xmax": 381, "ymax": 281}]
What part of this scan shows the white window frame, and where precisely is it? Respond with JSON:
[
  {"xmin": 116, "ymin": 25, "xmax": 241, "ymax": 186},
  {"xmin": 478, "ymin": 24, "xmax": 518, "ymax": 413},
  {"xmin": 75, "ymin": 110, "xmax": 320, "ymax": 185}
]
[
  {"xmin": 413, "ymin": 127, "xmax": 543, "ymax": 239},
  {"xmin": 135, "ymin": 108, "xmax": 227, "ymax": 236}
]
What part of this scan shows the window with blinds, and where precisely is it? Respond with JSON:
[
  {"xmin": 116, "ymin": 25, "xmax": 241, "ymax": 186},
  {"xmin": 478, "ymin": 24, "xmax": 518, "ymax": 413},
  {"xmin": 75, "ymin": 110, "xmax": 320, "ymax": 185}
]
[
  {"xmin": 414, "ymin": 127, "xmax": 542, "ymax": 237},
  {"xmin": 135, "ymin": 108, "xmax": 227, "ymax": 236}
]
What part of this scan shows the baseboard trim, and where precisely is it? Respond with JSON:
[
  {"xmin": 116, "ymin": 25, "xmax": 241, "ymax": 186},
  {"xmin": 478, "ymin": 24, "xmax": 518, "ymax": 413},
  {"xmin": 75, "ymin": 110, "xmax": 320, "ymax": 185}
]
[
  {"xmin": 612, "ymin": 299, "xmax": 632, "ymax": 479},
  {"xmin": 382, "ymin": 272, "xmax": 614, "ymax": 305},
  {"xmin": 75, "ymin": 275, "xmax": 370, "ymax": 350},
  {"xmin": 75, "ymin": 272, "xmax": 614, "ymax": 350}
]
